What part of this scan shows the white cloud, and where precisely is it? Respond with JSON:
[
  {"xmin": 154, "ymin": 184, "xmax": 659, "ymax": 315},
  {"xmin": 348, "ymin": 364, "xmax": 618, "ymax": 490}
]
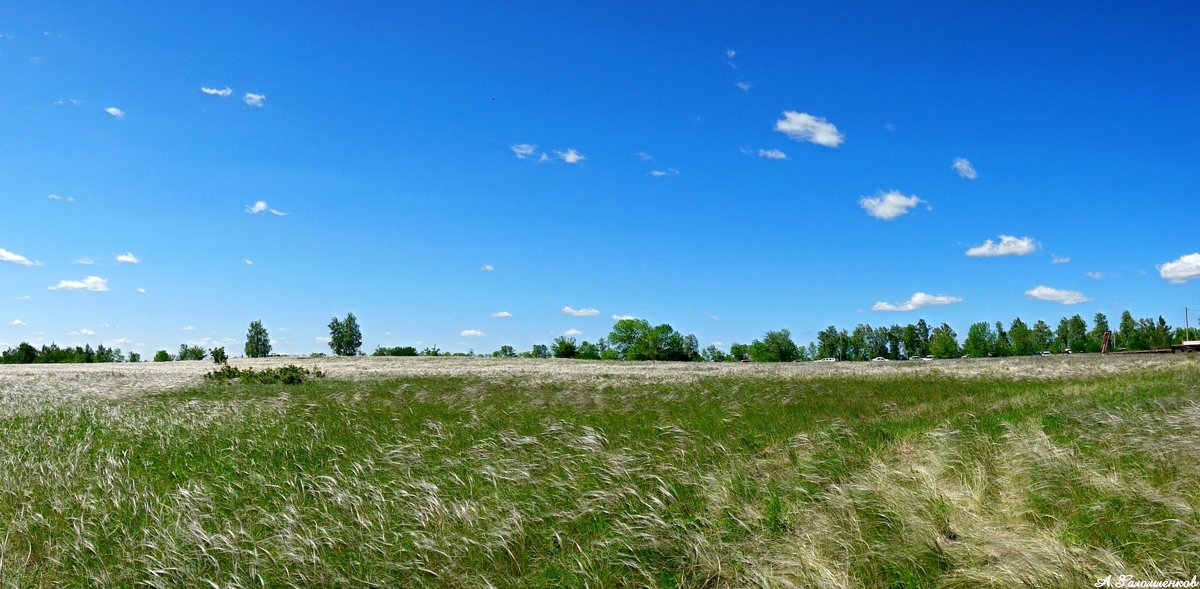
[
  {"xmin": 859, "ymin": 190, "xmax": 923, "ymax": 220},
  {"xmin": 1051, "ymin": 255, "xmax": 1071, "ymax": 265},
  {"xmin": 9, "ymin": 320, "xmax": 25, "ymax": 326},
  {"xmin": 480, "ymin": 264, "xmax": 494, "ymax": 272},
  {"xmin": 649, "ymin": 168, "xmax": 679, "ymax": 177},
  {"xmin": 243, "ymin": 93, "xmax": 266, "ymax": 107},
  {"xmin": 0, "ymin": 248, "xmax": 42, "ymax": 266},
  {"xmin": 115, "ymin": 252, "xmax": 140, "ymax": 264},
  {"xmin": 1158, "ymin": 253, "xmax": 1200, "ymax": 284},
  {"xmin": 952, "ymin": 158, "xmax": 978, "ymax": 180},
  {"xmin": 460, "ymin": 329, "xmax": 485, "ymax": 337},
  {"xmin": 965, "ymin": 235, "xmax": 1039, "ymax": 257},
  {"xmin": 246, "ymin": 200, "xmax": 286, "ymax": 216},
  {"xmin": 726, "ymin": 49, "xmax": 736, "ymax": 59},
  {"xmin": 136, "ymin": 288, "xmax": 146, "ymax": 294},
  {"xmin": 244, "ymin": 259, "xmax": 254, "ymax": 265},
  {"xmin": 16, "ymin": 295, "xmax": 30, "ymax": 300},
  {"xmin": 612, "ymin": 314, "xmax": 636, "ymax": 321},
  {"xmin": 563, "ymin": 328, "xmax": 582, "ymax": 337},
  {"xmin": 636, "ymin": 151, "xmax": 654, "ymax": 162},
  {"xmin": 1025, "ymin": 285, "xmax": 1091, "ymax": 305},
  {"xmin": 774, "ymin": 111, "xmax": 844, "ymax": 148},
  {"xmin": 315, "ymin": 336, "xmax": 331, "ymax": 344},
  {"xmin": 510, "ymin": 144, "xmax": 537, "ymax": 159},
  {"xmin": 49, "ymin": 276, "xmax": 109, "ymax": 292},
  {"xmin": 69, "ymin": 329, "xmax": 96, "ymax": 336},
  {"xmin": 1085, "ymin": 271, "xmax": 1104, "ymax": 280},
  {"xmin": 758, "ymin": 148, "xmax": 787, "ymax": 160},
  {"xmin": 555, "ymin": 149, "xmax": 585, "ymax": 164},
  {"xmin": 872, "ymin": 292, "xmax": 963, "ymax": 312},
  {"xmin": 182, "ymin": 326, "xmax": 196, "ymax": 331},
  {"xmin": 104, "ymin": 107, "xmax": 125, "ymax": 119},
  {"xmin": 76, "ymin": 257, "xmax": 95, "ymax": 265},
  {"xmin": 735, "ymin": 82, "xmax": 752, "ymax": 92},
  {"xmin": 48, "ymin": 193, "xmax": 75, "ymax": 202},
  {"xmin": 562, "ymin": 306, "xmax": 600, "ymax": 317},
  {"xmin": 200, "ymin": 86, "xmax": 233, "ymax": 97},
  {"xmin": 490, "ymin": 311, "xmax": 512, "ymax": 318},
  {"xmin": 538, "ymin": 153, "xmax": 549, "ymax": 163},
  {"xmin": 710, "ymin": 315, "xmax": 720, "ymax": 321},
  {"xmin": 107, "ymin": 337, "xmax": 134, "ymax": 346}
]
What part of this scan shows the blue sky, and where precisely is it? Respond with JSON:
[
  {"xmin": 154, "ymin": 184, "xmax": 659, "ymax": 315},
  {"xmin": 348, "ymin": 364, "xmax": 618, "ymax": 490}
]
[{"xmin": 3, "ymin": 2, "xmax": 1199, "ymax": 355}]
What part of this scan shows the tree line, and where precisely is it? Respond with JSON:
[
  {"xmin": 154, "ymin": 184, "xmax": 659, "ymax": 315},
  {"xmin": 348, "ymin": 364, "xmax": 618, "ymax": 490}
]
[{"xmin": 4, "ymin": 310, "xmax": 1195, "ymax": 365}]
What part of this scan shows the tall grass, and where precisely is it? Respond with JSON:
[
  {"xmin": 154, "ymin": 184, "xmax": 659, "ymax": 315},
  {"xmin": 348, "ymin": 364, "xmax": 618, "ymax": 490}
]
[{"xmin": 0, "ymin": 359, "xmax": 1197, "ymax": 587}]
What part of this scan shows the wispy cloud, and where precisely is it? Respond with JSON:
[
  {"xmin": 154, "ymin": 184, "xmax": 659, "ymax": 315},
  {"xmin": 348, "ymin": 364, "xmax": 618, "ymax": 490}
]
[
  {"xmin": 49, "ymin": 276, "xmax": 109, "ymax": 292},
  {"xmin": 53, "ymin": 98, "xmax": 85, "ymax": 107},
  {"xmin": 1158, "ymin": 253, "xmax": 1200, "ymax": 284},
  {"xmin": 859, "ymin": 190, "xmax": 923, "ymax": 221},
  {"xmin": 182, "ymin": 326, "xmax": 196, "ymax": 331},
  {"xmin": 710, "ymin": 315, "xmax": 720, "ymax": 321},
  {"xmin": 774, "ymin": 111, "xmax": 844, "ymax": 148},
  {"xmin": 555, "ymin": 149, "xmax": 586, "ymax": 164},
  {"xmin": 0, "ymin": 248, "xmax": 42, "ymax": 266},
  {"xmin": 48, "ymin": 193, "xmax": 75, "ymax": 202},
  {"xmin": 200, "ymin": 86, "xmax": 233, "ymax": 97},
  {"xmin": 460, "ymin": 329, "xmax": 485, "ymax": 337},
  {"xmin": 952, "ymin": 158, "xmax": 978, "ymax": 180},
  {"xmin": 636, "ymin": 151, "xmax": 654, "ymax": 162},
  {"xmin": 246, "ymin": 200, "xmax": 286, "ymax": 216},
  {"xmin": 872, "ymin": 292, "xmax": 963, "ymax": 312},
  {"xmin": 9, "ymin": 320, "xmax": 25, "ymax": 326},
  {"xmin": 1085, "ymin": 271, "xmax": 1104, "ymax": 280},
  {"xmin": 480, "ymin": 264, "xmax": 494, "ymax": 272},
  {"xmin": 965, "ymin": 235, "xmax": 1038, "ymax": 257},
  {"xmin": 1051, "ymin": 255, "xmax": 1071, "ymax": 264},
  {"xmin": 243, "ymin": 93, "xmax": 266, "ymax": 107},
  {"xmin": 104, "ymin": 107, "xmax": 125, "ymax": 119},
  {"xmin": 649, "ymin": 168, "xmax": 679, "ymax": 177},
  {"xmin": 490, "ymin": 311, "xmax": 512, "ymax": 318},
  {"xmin": 1025, "ymin": 285, "xmax": 1090, "ymax": 305},
  {"xmin": 562, "ymin": 306, "xmax": 599, "ymax": 317},
  {"xmin": 114, "ymin": 252, "xmax": 140, "ymax": 264},
  {"xmin": 244, "ymin": 259, "xmax": 254, "ymax": 265},
  {"xmin": 563, "ymin": 328, "xmax": 582, "ymax": 337},
  {"xmin": 510, "ymin": 144, "xmax": 537, "ymax": 159},
  {"xmin": 75, "ymin": 257, "xmax": 95, "ymax": 265},
  {"xmin": 612, "ymin": 314, "xmax": 635, "ymax": 321},
  {"xmin": 136, "ymin": 288, "xmax": 146, "ymax": 294},
  {"xmin": 68, "ymin": 329, "xmax": 96, "ymax": 336},
  {"xmin": 758, "ymin": 148, "xmax": 787, "ymax": 160},
  {"xmin": 16, "ymin": 295, "xmax": 30, "ymax": 301},
  {"xmin": 735, "ymin": 81, "xmax": 752, "ymax": 92}
]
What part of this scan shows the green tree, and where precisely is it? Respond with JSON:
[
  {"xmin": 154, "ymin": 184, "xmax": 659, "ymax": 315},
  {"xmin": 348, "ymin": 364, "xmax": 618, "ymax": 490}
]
[
  {"xmin": 128, "ymin": 351, "xmax": 141, "ymax": 363},
  {"xmin": 929, "ymin": 323, "xmax": 960, "ymax": 359},
  {"xmin": 177, "ymin": 344, "xmax": 207, "ymax": 361},
  {"xmin": 328, "ymin": 313, "xmax": 363, "ymax": 356},
  {"xmin": 1118, "ymin": 311, "xmax": 1136, "ymax": 350},
  {"xmin": 1009, "ymin": 318, "xmax": 1036, "ymax": 356},
  {"xmin": 492, "ymin": 345, "xmax": 517, "ymax": 358},
  {"xmin": 1066, "ymin": 314, "xmax": 1088, "ymax": 353},
  {"xmin": 153, "ymin": 349, "xmax": 172, "ymax": 362},
  {"xmin": 993, "ymin": 321, "xmax": 1012, "ymax": 357},
  {"xmin": 702, "ymin": 344, "xmax": 729, "ymax": 362},
  {"xmin": 749, "ymin": 329, "xmax": 802, "ymax": 362},
  {"xmin": 551, "ymin": 336, "xmax": 578, "ymax": 358},
  {"xmin": 1032, "ymin": 320, "xmax": 1054, "ymax": 352},
  {"xmin": 729, "ymin": 342, "xmax": 750, "ymax": 361},
  {"xmin": 211, "ymin": 347, "xmax": 228, "ymax": 364},
  {"xmin": 244, "ymin": 320, "xmax": 272, "ymax": 358},
  {"xmin": 962, "ymin": 322, "xmax": 996, "ymax": 358},
  {"xmin": 577, "ymin": 341, "xmax": 600, "ymax": 360},
  {"xmin": 1087, "ymin": 313, "xmax": 1110, "ymax": 352},
  {"xmin": 531, "ymin": 344, "xmax": 551, "ymax": 359}
]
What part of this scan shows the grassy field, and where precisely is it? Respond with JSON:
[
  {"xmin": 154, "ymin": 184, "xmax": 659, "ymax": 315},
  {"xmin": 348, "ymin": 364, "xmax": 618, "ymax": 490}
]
[{"xmin": 1, "ymin": 356, "xmax": 1198, "ymax": 587}]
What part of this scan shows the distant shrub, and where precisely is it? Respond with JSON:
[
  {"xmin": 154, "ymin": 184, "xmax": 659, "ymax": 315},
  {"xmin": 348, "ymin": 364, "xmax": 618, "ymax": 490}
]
[
  {"xmin": 373, "ymin": 345, "xmax": 418, "ymax": 357},
  {"xmin": 421, "ymin": 346, "xmax": 441, "ymax": 357},
  {"xmin": 211, "ymin": 347, "xmax": 228, "ymax": 365},
  {"xmin": 205, "ymin": 364, "xmax": 326, "ymax": 385},
  {"xmin": 128, "ymin": 351, "xmax": 141, "ymax": 363},
  {"xmin": 153, "ymin": 350, "xmax": 172, "ymax": 362},
  {"xmin": 177, "ymin": 344, "xmax": 207, "ymax": 361}
]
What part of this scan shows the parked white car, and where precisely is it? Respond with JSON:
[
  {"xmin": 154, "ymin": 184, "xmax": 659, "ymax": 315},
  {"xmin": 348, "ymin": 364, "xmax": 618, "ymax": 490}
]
[
  {"xmin": 871, "ymin": 357, "xmax": 890, "ymax": 362},
  {"xmin": 817, "ymin": 357, "xmax": 838, "ymax": 362}
]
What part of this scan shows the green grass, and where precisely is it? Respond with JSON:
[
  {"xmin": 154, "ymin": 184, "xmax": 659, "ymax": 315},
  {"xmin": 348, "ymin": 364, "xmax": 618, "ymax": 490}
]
[{"xmin": 1, "ymin": 365, "xmax": 1199, "ymax": 587}]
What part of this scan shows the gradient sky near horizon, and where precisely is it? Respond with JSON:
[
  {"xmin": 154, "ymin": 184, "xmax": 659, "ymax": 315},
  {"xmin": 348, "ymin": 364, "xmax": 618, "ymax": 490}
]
[{"xmin": 3, "ymin": 2, "xmax": 1199, "ymax": 356}]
